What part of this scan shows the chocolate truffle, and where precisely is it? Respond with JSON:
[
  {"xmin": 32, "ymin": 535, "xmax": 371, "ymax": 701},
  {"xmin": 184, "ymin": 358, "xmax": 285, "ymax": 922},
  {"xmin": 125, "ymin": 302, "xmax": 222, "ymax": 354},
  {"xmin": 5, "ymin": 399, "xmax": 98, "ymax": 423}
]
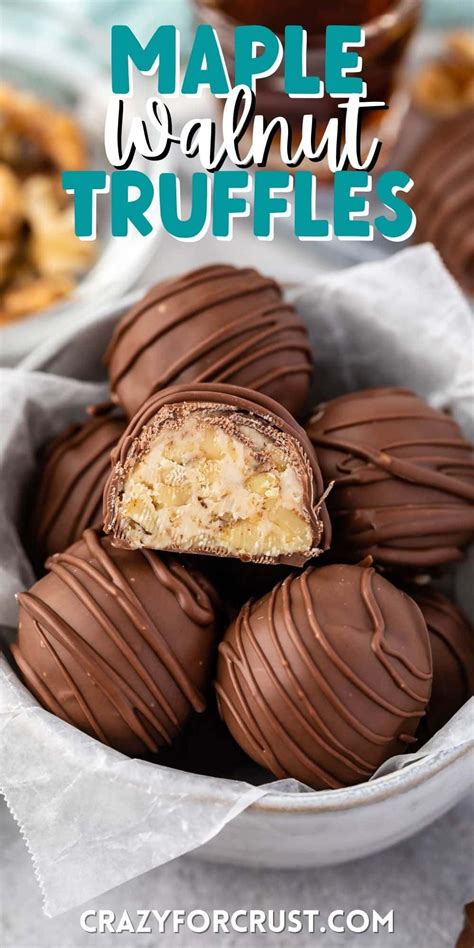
[
  {"xmin": 306, "ymin": 388, "xmax": 474, "ymax": 572},
  {"xmin": 104, "ymin": 383, "xmax": 331, "ymax": 566},
  {"xmin": 409, "ymin": 110, "xmax": 474, "ymax": 295},
  {"xmin": 12, "ymin": 529, "xmax": 219, "ymax": 756},
  {"xmin": 410, "ymin": 588, "xmax": 474, "ymax": 736},
  {"xmin": 29, "ymin": 412, "xmax": 126, "ymax": 564},
  {"xmin": 456, "ymin": 903, "xmax": 474, "ymax": 948},
  {"xmin": 104, "ymin": 264, "xmax": 313, "ymax": 420},
  {"xmin": 216, "ymin": 564, "xmax": 432, "ymax": 790}
]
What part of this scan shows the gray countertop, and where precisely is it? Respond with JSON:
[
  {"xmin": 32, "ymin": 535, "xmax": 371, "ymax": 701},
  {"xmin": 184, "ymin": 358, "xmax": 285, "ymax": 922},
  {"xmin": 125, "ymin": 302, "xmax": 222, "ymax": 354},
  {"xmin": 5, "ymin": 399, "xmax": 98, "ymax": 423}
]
[{"xmin": 1, "ymin": 793, "xmax": 473, "ymax": 948}]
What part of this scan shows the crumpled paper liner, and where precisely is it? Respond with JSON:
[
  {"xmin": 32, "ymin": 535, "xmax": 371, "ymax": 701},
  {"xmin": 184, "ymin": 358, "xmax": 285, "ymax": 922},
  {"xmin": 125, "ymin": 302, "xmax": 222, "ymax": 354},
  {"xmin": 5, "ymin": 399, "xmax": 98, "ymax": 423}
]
[
  {"xmin": 1, "ymin": 657, "xmax": 472, "ymax": 917},
  {"xmin": 0, "ymin": 660, "xmax": 266, "ymax": 914},
  {"xmin": 291, "ymin": 244, "xmax": 473, "ymax": 438},
  {"xmin": 0, "ymin": 245, "xmax": 473, "ymax": 916}
]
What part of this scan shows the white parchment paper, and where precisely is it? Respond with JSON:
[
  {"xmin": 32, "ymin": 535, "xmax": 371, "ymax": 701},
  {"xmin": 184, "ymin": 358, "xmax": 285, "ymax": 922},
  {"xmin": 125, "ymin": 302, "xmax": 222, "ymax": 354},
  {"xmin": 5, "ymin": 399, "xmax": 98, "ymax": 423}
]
[{"xmin": 0, "ymin": 245, "xmax": 473, "ymax": 916}]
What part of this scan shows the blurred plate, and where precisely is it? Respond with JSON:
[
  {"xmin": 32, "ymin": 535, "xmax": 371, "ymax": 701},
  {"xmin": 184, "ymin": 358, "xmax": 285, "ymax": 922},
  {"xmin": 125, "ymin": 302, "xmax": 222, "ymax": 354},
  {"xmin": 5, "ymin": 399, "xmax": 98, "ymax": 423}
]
[{"xmin": 0, "ymin": 29, "xmax": 170, "ymax": 365}]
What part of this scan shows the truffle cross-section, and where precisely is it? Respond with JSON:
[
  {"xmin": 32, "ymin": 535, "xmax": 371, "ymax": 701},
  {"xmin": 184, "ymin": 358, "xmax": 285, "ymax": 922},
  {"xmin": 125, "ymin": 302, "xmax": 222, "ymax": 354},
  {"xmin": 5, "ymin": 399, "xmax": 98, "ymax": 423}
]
[{"xmin": 104, "ymin": 384, "xmax": 331, "ymax": 566}]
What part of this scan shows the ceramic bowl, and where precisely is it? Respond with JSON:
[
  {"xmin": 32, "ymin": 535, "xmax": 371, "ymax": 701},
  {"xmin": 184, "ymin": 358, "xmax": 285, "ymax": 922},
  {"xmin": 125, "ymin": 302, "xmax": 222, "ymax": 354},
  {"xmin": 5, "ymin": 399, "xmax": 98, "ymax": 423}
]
[{"xmin": 18, "ymin": 290, "xmax": 474, "ymax": 869}]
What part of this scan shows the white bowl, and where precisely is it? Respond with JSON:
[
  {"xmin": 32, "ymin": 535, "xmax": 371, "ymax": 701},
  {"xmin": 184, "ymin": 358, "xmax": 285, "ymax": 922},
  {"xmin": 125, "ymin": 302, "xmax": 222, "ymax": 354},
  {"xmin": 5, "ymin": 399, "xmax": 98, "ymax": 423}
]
[
  {"xmin": 16, "ymin": 289, "xmax": 474, "ymax": 870},
  {"xmin": 200, "ymin": 743, "xmax": 473, "ymax": 868}
]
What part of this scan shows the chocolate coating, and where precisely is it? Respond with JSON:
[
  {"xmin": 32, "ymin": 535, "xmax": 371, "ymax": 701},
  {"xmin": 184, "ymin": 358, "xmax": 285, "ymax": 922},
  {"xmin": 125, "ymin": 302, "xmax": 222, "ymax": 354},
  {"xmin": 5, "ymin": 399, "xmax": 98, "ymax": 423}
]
[
  {"xmin": 410, "ymin": 588, "xmax": 474, "ymax": 737},
  {"xmin": 12, "ymin": 529, "xmax": 219, "ymax": 756},
  {"xmin": 104, "ymin": 264, "xmax": 313, "ymax": 419},
  {"xmin": 409, "ymin": 110, "xmax": 474, "ymax": 295},
  {"xmin": 306, "ymin": 388, "xmax": 474, "ymax": 572},
  {"xmin": 29, "ymin": 413, "xmax": 126, "ymax": 565},
  {"xmin": 103, "ymin": 382, "xmax": 331, "ymax": 566},
  {"xmin": 216, "ymin": 564, "xmax": 432, "ymax": 790},
  {"xmin": 456, "ymin": 903, "xmax": 474, "ymax": 948}
]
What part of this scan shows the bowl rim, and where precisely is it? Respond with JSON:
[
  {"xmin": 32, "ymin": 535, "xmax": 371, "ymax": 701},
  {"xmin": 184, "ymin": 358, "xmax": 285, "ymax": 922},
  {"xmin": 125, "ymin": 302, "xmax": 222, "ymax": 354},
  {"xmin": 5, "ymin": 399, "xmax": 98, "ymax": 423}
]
[
  {"xmin": 248, "ymin": 740, "xmax": 474, "ymax": 813},
  {"xmin": 19, "ymin": 290, "xmax": 143, "ymax": 372}
]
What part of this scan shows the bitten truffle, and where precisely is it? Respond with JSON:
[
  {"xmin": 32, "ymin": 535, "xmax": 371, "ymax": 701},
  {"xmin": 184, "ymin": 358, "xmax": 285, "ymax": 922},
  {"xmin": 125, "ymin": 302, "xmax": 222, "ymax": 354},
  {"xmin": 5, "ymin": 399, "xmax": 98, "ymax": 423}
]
[
  {"xmin": 103, "ymin": 383, "xmax": 331, "ymax": 566},
  {"xmin": 104, "ymin": 264, "xmax": 313, "ymax": 419},
  {"xmin": 410, "ymin": 588, "xmax": 474, "ymax": 736},
  {"xmin": 12, "ymin": 529, "xmax": 219, "ymax": 756},
  {"xmin": 216, "ymin": 564, "xmax": 432, "ymax": 790},
  {"xmin": 29, "ymin": 412, "xmax": 126, "ymax": 564},
  {"xmin": 306, "ymin": 387, "xmax": 474, "ymax": 572}
]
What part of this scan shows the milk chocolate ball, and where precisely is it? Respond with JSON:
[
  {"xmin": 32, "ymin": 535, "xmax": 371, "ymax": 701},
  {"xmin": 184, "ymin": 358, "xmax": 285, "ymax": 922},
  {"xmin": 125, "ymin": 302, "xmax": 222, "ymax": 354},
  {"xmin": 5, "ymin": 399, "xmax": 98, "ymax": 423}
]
[
  {"xmin": 410, "ymin": 110, "xmax": 474, "ymax": 296},
  {"xmin": 306, "ymin": 387, "xmax": 474, "ymax": 573},
  {"xmin": 29, "ymin": 412, "xmax": 126, "ymax": 565},
  {"xmin": 105, "ymin": 264, "xmax": 313, "ymax": 419},
  {"xmin": 12, "ymin": 529, "xmax": 219, "ymax": 756},
  {"xmin": 216, "ymin": 564, "xmax": 432, "ymax": 790},
  {"xmin": 411, "ymin": 588, "xmax": 474, "ymax": 736}
]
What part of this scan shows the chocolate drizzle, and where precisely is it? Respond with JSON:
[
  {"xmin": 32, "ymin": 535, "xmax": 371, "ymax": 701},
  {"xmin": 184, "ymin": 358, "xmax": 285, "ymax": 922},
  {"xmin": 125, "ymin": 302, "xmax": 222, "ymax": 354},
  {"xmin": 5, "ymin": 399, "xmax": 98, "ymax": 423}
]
[
  {"xmin": 216, "ymin": 564, "xmax": 432, "ymax": 790},
  {"xmin": 12, "ymin": 529, "xmax": 218, "ymax": 756},
  {"xmin": 103, "ymin": 382, "xmax": 331, "ymax": 565},
  {"xmin": 104, "ymin": 264, "xmax": 313, "ymax": 419},
  {"xmin": 306, "ymin": 388, "xmax": 474, "ymax": 572},
  {"xmin": 30, "ymin": 413, "xmax": 126, "ymax": 565}
]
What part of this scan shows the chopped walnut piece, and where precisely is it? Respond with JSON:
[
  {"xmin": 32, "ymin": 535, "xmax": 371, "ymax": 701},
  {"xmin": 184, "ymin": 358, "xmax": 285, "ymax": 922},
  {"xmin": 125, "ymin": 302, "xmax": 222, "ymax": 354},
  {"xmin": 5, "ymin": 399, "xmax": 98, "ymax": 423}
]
[
  {"xmin": 0, "ymin": 164, "xmax": 24, "ymax": 237},
  {"xmin": 0, "ymin": 275, "xmax": 75, "ymax": 325},
  {"xmin": 0, "ymin": 85, "xmax": 95, "ymax": 322},
  {"xmin": 23, "ymin": 175, "xmax": 94, "ymax": 279},
  {"xmin": 0, "ymin": 83, "xmax": 87, "ymax": 173},
  {"xmin": 413, "ymin": 31, "xmax": 474, "ymax": 116}
]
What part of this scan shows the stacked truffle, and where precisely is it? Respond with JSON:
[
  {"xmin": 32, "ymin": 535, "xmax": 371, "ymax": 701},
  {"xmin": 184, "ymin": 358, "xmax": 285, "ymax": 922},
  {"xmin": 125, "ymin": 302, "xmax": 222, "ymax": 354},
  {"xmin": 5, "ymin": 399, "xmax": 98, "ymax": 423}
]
[
  {"xmin": 15, "ymin": 263, "xmax": 474, "ymax": 790},
  {"xmin": 105, "ymin": 264, "xmax": 313, "ymax": 419}
]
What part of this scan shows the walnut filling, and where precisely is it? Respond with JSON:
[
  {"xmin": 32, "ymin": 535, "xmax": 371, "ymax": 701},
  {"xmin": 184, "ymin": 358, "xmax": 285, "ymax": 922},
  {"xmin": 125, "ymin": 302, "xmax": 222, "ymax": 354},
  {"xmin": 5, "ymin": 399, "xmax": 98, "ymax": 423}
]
[{"xmin": 117, "ymin": 412, "xmax": 314, "ymax": 559}]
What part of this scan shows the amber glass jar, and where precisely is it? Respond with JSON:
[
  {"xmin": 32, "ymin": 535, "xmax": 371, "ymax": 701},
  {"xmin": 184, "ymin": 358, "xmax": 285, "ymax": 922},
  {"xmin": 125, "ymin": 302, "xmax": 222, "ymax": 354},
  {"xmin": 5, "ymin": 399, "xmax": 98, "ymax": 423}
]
[{"xmin": 195, "ymin": 0, "xmax": 422, "ymax": 171}]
